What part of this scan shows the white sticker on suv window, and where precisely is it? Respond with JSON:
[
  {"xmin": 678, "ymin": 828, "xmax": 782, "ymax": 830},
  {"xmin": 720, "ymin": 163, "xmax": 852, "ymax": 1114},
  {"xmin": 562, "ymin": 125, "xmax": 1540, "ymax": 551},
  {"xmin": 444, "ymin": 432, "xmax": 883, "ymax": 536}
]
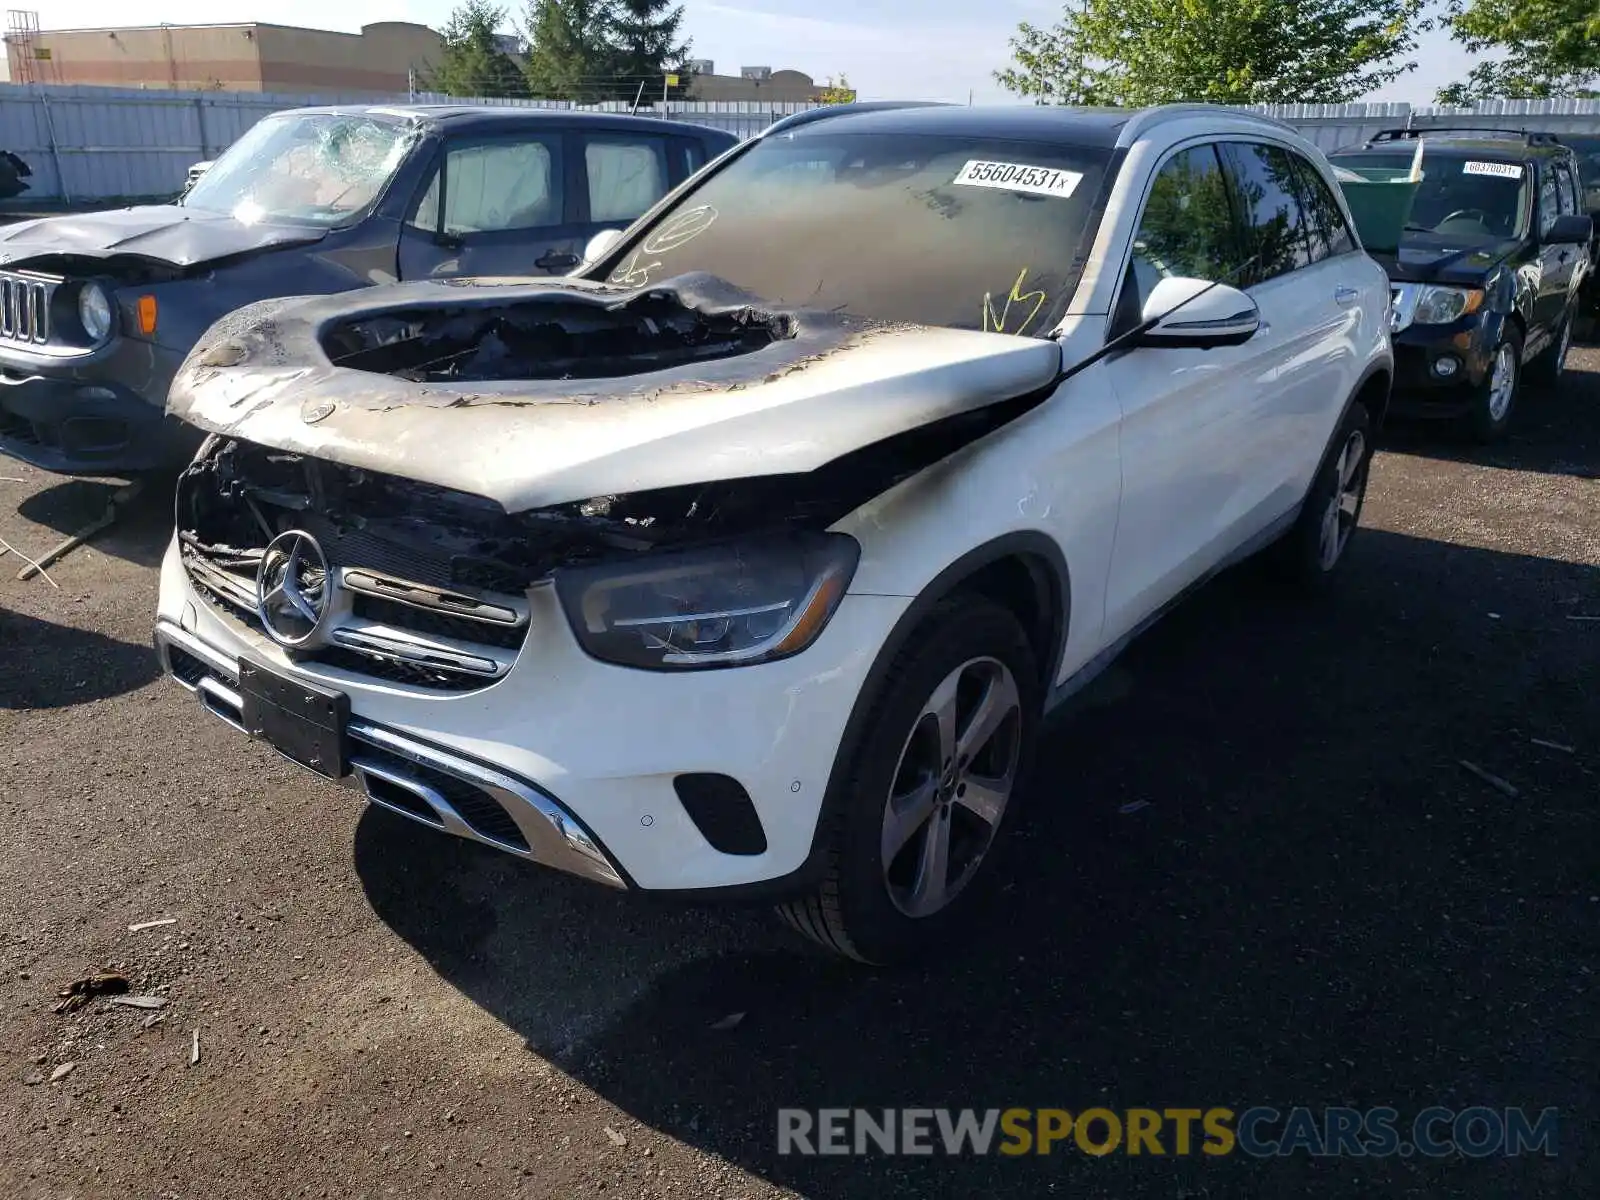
[
  {"xmin": 953, "ymin": 160, "xmax": 1083, "ymax": 198},
  {"xmin": 1462, "ymin": 161, "xmax": 1523, "ymax": 179}
]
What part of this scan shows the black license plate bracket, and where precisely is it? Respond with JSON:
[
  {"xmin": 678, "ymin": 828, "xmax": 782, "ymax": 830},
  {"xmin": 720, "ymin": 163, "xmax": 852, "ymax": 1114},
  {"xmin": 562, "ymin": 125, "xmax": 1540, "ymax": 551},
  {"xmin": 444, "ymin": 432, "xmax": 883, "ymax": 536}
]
[{"xmin": 238, "ymin": 658, "xmax": 350, "ymax": 780}]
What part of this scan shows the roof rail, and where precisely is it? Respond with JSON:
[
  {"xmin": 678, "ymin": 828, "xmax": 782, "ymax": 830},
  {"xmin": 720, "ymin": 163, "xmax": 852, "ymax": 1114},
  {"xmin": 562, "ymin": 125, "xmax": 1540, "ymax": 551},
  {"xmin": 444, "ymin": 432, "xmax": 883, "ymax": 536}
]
[
  {"xmin": 1368, "ymin": 127, "xmax": 1565, "ymax": 147},
  {"xmin": 1116, "ymin": 103, "xmax": 1297, "ymax": 146},
  {"xmin": 759, "ymin": 100, "xmax": 954, "ymax": 138}
]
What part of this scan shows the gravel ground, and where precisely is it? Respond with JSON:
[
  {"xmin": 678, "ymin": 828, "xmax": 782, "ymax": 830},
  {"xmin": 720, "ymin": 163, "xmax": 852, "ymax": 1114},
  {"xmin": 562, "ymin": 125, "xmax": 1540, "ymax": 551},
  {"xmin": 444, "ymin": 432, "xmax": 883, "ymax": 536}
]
[{"xmin": 1, "ymin": 350, "xmax": 1596, "ymax": 1199}]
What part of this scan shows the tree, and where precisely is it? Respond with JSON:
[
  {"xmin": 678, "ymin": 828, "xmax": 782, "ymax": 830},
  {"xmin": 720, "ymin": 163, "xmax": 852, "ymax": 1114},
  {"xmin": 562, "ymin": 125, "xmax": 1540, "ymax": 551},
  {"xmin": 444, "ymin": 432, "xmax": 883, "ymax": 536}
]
[
  {"xmin": 818, "ymin": 74, "xmax": 858, "ymax": 105},
  {"xmin": 427, "ymin": 0, "xmax": 529, "ymax": 99},
  {"xmin": 1435, "ymin": 0, "xmax": 1600, "ymax": 102},
  {"xmin": 524, "ymin": 0, "xmax": 617, "ymax": 101},
  {"xmin": 609, "ymin": 0, "xmax": 690, "ymax": 101},
  {"xmin": 995, "ymin": 0, "xmax": 1429, "ymax": 106}
]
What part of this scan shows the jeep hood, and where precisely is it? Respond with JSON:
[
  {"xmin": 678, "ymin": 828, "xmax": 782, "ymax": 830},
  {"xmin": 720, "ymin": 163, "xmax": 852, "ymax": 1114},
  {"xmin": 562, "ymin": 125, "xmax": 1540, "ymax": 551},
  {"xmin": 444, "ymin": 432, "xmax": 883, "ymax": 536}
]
[
  {"xmin": 0, "ymin": 204, "xmax": 325, "ymax": 270},
  {"xmin": 167, "ymin": 273, "xmax": 1064, "ymax": 512}
]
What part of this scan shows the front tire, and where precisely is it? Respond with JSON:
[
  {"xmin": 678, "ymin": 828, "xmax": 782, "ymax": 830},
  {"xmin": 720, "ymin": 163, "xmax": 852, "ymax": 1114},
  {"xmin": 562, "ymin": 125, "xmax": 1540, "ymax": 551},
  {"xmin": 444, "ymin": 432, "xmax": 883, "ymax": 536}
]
[
  {"xmin": 1468, "ymin": 328, "xmax": 1522, "ymax": 442},
  {"xmin": 777, "ymin": 596, "xmax": 1039, "ymax": 964}
]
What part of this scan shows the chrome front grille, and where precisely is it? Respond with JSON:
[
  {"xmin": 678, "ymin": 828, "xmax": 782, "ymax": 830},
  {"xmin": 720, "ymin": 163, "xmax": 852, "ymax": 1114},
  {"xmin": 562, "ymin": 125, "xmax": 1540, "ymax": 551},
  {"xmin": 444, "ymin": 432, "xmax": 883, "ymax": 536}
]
[
  {"xmin": 0, "ymin": 272, "xmax": 52, "ymax": 345},
  {"xmin": 181, "ymin": 543, "xmax": 531, "ymax": 692}
]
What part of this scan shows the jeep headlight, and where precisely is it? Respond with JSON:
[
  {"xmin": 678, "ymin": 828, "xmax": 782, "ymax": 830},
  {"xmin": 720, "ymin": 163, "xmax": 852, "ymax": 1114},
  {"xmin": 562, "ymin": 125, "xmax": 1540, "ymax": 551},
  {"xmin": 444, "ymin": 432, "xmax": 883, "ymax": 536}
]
[
  {"xmin": 77, "ymin": 282, "xmax": 113, "ymax": 342},
  {"xmin": 1414, "ymin": 285, "xmax": 1483, "ymax": 326},
  {"xmin": 555, "ymin": 533, "xmax": 859, "ymax": 670}
]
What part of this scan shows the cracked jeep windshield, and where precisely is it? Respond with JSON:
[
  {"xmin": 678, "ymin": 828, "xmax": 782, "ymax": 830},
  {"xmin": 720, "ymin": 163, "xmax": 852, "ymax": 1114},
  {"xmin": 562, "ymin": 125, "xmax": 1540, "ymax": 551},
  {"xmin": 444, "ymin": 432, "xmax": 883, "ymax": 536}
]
[
  {"xmin": 605, "ymin": 131, "xmax": 1113, "ymax": 333},
  {"xmin": 182, "ymin": 112, "xmax": 414, "ymax": 227}
]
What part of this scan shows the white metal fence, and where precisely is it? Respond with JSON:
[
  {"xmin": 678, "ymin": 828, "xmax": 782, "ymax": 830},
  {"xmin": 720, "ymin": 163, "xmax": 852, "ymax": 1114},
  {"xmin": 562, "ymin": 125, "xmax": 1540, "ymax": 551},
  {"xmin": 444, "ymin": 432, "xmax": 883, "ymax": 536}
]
[{"xmin": 2, "ymin": 83, "xmax": 1597, "ymax": 204}]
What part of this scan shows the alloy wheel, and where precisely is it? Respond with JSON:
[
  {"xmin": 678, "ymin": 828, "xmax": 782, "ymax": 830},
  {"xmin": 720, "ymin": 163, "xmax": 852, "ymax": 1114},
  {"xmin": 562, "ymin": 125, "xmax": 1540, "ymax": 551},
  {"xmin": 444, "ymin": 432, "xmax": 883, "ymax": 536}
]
[
  {"xmin": 880, "ymin": 656, "xmax": 1022, "ymax": 919},
  {"xmin": 1487, "ymin": 341, "xmax": 1518, "ymax": 421},
  {"xmin": 1318, "ymin": 429, "xmax": 1367, "ymax": 571}
]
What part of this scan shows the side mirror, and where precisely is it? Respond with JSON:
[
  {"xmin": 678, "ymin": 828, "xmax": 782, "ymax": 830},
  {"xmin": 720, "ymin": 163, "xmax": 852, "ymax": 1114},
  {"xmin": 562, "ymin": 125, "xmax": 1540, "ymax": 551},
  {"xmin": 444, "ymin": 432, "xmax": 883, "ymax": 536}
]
[
  {"xmin": 1137, "ymin": 276, "xmax": 1261, "ymax": 349},
  {"xmin": 1544, "ymin": 213, "xmax": 1594, "ymax": 246},
  {"xmin": 583, "ymin": 228, "xmax": 625, "ymax": 265}
]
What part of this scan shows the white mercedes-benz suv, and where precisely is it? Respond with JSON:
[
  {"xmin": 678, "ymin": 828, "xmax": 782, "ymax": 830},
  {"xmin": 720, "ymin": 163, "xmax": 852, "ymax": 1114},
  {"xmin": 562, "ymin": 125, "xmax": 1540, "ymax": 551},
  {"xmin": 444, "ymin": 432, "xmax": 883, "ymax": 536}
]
[{"xmin": 153, "ymin": 103, "xmax": 1392, "ymax": 963}]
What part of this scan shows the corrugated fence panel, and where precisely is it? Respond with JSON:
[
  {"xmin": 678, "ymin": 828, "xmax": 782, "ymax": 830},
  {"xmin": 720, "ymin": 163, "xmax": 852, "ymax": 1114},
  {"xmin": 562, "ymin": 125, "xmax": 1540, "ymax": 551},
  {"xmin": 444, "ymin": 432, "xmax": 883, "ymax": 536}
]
[{"xmin": 4, "ymin": 85, "xmax": 1599, "ymax": 202}]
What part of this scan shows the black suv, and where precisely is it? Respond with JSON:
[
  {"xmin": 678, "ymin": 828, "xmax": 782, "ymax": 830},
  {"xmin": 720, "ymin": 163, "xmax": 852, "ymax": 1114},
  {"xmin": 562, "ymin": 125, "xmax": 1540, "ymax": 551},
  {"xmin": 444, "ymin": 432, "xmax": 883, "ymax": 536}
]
[
  {"xmin": 0, "ymin": 105, "xmax": 737, "ymax": 475},
  {"xmin": 1329, "ymin": 128, "xmax": 1593, "ymax": 440}
]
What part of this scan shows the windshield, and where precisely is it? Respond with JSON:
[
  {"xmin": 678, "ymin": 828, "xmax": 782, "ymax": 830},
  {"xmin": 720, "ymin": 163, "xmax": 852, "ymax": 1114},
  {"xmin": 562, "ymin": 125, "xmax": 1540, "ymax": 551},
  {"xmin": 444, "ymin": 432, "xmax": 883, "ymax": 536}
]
[
  {"xmin": 184, "ymin": 112, "xmax": 416, "ymax": 227},
  {"xmin": 600, "ymin": 131, "xmax": 1115, "ymax": 334},
  {"xmin": 1330, "ymin": 151, "xmax": 1530, "ymax": 243}
]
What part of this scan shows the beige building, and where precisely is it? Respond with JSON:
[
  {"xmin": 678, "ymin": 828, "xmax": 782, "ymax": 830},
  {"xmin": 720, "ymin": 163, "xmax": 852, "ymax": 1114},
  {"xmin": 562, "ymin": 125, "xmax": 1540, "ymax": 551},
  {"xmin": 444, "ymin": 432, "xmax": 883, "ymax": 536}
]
[
  {"xmin": 686, "ymin": 64, "xmax": 831, "ymax": 104},
  {"xmin": 4, "ymin": 21, "xmax": 443, "ymax": 96}
]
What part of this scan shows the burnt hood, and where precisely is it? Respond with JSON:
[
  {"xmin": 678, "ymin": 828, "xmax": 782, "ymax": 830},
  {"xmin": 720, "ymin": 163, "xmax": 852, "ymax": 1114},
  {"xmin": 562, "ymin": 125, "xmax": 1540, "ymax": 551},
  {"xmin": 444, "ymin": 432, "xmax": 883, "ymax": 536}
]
[
  {"xmin": 1371, "ymin": 237, "xmax": 1519, "ymax": 286},
  {"xmin": 167, "ymin": 273, "xmax": 1065, "ymax": 513},
  {"xmin": 0, "ymin": 204, "xmax": 326, "ymax": 270}
]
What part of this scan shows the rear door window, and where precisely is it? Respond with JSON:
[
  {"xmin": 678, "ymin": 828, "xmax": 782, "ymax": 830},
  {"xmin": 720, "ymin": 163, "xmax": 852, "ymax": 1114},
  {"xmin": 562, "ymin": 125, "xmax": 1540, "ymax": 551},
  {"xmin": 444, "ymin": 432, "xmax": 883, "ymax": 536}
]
[
  {"xmin": 584, "ymin": 135, "xmax": 669, "ymax": 225},
  {"xmin": 1288, "ymin": 153, "xmax": 1355, "ymax": 260},
  {"xmin": 1219, "ymin": 142, "xmax": 1314, "ymax": 284}
]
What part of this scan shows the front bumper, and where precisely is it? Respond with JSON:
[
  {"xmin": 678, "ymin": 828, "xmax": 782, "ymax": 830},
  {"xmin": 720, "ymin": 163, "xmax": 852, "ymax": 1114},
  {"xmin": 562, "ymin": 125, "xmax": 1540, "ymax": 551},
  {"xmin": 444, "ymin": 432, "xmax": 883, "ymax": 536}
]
[
  {"xmin": 153, "ymin": 536, "xmax": 909, "ymax": 893},
  {"xmin": 0, "ymin": 339, "xmax": 198, "ymax": 473},
  {"xmin": 1388, "ymin": 319, "xmax": 1496, "ymax": 419}
]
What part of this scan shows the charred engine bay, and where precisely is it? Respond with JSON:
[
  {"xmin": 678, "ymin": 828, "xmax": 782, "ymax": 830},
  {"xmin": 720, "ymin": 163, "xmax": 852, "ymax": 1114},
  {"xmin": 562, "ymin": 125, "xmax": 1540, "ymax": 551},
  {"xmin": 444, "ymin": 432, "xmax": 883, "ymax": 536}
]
[
  {"xmin": 177, "ymin": 390, "xmax": 1037, "ymax": 598},
  {"xmin": 320, "ymin": 290, "xmax": 793, "ymax": 383}
]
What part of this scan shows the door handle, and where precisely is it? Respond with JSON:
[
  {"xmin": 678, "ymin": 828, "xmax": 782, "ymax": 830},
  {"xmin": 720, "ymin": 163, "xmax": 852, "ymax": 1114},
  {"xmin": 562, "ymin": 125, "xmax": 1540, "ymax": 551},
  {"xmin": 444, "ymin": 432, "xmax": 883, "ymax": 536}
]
[
  {"xmin": 535, "ymin": 250, "xmax": 581, "ymax": 271},
  {"xmin": 1334, "ymin": 286, "xmax": 1360, "ymax": 306}
]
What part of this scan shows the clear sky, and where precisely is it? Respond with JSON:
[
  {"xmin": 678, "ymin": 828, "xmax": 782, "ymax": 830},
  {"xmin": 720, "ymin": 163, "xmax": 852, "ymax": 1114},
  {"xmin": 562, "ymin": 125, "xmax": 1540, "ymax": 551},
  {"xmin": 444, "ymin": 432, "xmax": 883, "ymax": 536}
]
[{"xmin": 40, "ymin": 0, "xmax": 1478, "ymax": 105}]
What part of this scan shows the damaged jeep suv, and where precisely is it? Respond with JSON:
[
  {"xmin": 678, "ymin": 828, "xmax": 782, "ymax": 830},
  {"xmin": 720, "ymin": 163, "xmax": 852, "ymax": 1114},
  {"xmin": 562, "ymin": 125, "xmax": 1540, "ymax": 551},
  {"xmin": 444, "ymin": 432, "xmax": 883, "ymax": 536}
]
[{"xmin": 153, "ymin": 103, "xmax": 1392, "ymax": 962}]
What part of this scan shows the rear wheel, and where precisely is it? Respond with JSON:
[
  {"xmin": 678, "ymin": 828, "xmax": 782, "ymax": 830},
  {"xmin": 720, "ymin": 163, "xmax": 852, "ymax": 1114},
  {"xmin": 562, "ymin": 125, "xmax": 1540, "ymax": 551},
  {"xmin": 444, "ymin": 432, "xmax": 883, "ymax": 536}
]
[
  {"xmin": 1468, "ymin": 329, "xmax": 1522, "ymax": 442},
  {"xmin": 1266, "ymin": 400, "xmax": 1372, "ymax": 589},
  {"xmin": 777, "ymin": 596, "xmax": 1039, "ymax": 964}
]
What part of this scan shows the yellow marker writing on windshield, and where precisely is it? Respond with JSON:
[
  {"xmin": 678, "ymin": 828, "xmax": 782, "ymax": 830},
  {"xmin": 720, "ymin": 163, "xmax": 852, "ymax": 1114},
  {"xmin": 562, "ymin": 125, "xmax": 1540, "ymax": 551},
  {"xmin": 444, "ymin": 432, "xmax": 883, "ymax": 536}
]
[{"xmin": 982, "ymin": 268, "xmax": 1048, "ymax": 335}]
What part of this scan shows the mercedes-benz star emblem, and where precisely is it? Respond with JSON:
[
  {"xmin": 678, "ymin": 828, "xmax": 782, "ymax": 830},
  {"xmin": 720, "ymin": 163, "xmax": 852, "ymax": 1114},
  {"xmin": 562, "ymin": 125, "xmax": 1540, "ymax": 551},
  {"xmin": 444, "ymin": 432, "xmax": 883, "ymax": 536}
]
[{"xmin": 256, "ymin": 530, "xmax": 331, "ymax": 649}]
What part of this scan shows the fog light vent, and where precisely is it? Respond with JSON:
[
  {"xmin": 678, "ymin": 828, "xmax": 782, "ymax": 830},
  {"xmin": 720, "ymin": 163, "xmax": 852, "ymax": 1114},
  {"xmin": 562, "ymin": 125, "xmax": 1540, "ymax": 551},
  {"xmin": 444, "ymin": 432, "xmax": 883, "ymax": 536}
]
[{"xmin": 673, "ymin": 774, "xmax": 768, "ymax": 856}]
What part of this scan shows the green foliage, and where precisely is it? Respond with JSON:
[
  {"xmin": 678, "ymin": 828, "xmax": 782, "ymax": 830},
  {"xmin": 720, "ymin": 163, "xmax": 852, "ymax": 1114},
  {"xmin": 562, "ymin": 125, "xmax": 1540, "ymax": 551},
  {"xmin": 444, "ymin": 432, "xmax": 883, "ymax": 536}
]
[
  {"xmin": 522, "ymin": 0, "xmax": 689, "ymax": 102},
  {"xmin": 427, "ymin": 0, "xmax": 529, "ymax": 99},
  {"xmin": 995, "ymin": 0, "xmax": 1429, "ymax": 106},
  {"xmin": 818, "ymin": 74, "xmax": 857, "ymax": 105},
  {"xmin": 1435, "ymin": 0, "xmax": 1600, "ymax": 101}
]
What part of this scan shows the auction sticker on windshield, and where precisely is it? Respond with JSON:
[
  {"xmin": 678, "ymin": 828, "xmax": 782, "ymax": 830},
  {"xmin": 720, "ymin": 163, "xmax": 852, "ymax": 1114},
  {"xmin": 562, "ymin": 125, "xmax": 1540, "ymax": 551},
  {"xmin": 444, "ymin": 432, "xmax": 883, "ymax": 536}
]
[
  {"xmin": 1462, "ymin": 161, "xmax": 1523, "ymax": 179},
  {"xmin": 954, "ymin": 160, "xmax": 1083, "ymax": 198}
]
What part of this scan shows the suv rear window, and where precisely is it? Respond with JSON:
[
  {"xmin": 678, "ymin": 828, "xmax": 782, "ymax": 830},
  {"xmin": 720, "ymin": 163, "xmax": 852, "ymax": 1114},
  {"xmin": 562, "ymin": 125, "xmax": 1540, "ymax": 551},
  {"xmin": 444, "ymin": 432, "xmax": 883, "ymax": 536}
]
[{"xmin": 601, "ymin": 131, "xmax": 1114, "ymax": 334}]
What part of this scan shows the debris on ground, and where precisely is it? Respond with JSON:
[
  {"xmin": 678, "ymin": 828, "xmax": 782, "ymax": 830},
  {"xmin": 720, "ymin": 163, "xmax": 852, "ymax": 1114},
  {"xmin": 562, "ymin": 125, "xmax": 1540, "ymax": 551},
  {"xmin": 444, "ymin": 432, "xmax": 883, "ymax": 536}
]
[
  {"xmin": 1458, "ymin": 759, "xmax": 1520, "ymax": 798},
  {"xmin": 55, "ymin": 971, "xmax": 130, "ymax": 1013},
  {"xmin": 49, "ymin": 1062, "xmax": 75, "ymax": 1082},
  {"xmin": 141, "ymin": 1012, "xmax": 167, "ymax": 1030},
  {"xmin": 22, "ymin": 1069, "xmax": 45, "ymax": 1086},
  {"xmin": 108, "ymin": 995, "xmax": 168, "ymax": 1010},
  {"xmin": 190, "ymin": 1029, "xmax": 201, "ymax": 1066},
  {"xmin": 604, "ymin": 1126, "xmax": 628, "ymax": 1148},
  {"xmin": 1529, "ymin": 738, "xmax": 1575, "ymax": 754},
  {"xmin": 1118, "ymin": 800, "xmax": 1153, "ymax": 814},
  {"xmin": 15, "ymin": 480, "xmax": 143, "ymax": 582},
  {"xmin": 128, "ymin": 918, "xmax": 178, "ymax": 932},
  {"xmin": 0, "ymin": 536, "xmax": 58, "ymax": 588},
  {"xmin": 708, "ymin": 1012, "xmax": 745, "ymax": 1031}
]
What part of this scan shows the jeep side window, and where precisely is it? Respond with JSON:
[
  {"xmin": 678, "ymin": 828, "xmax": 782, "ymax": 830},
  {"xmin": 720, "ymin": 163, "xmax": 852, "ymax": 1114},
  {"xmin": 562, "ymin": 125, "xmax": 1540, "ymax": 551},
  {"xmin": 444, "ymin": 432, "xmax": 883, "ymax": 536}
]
[
  {"xmin": 1127, "ymin": 143, "xmax": 1240, "ymax": 312},
  {"xmin": 1555, "ymin": 161, "xmax": 1578, "ymax": 217},
  {"xmin": 1287, "ymin": 151, "xmax": 1355, "ymax": 261},
  {"xmin": 1219, "ymin": 142, "xmax": 1313, "ymax": 284},
  {"xmin": 409, "ymin": 136, "xmax": 565, "ymax": 236},
  {"xmin": 583, "ymin": 135, "xmax": 668, "ymax": 225}
]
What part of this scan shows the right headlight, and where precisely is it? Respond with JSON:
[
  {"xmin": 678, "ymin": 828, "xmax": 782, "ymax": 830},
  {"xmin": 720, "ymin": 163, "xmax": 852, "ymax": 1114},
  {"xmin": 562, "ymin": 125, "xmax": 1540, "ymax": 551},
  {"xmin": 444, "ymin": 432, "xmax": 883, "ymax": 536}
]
[
  {"xmin": 77, "ymin": 282, "xmax": 114, "ymax": 342},
  {"xmin": 555, "ymin": 533, "xmax": 859, "ymax": 670},
  {"xmin": 1414, "ymin": 285, "xmax": 1484, "ymax": 326}
]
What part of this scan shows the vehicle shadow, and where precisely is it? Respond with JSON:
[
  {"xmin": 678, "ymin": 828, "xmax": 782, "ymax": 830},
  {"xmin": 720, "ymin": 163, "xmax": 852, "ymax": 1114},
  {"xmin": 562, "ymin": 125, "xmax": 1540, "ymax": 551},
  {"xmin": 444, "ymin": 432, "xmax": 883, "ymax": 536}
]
[
  {"xmin": 354, "ymin": 530, "xmax": 1595, "ymax": 1199},
  {"xmin": 1379, "ymin": 360, "xmax": 1600, "ymax": 480},
  {"xmin": 0, "ymin": 608, "xmax": 162, "ymax": 707},
  {"xmin": 13, "ymin": 471, "xmax": 177, "ymax": 570}
]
